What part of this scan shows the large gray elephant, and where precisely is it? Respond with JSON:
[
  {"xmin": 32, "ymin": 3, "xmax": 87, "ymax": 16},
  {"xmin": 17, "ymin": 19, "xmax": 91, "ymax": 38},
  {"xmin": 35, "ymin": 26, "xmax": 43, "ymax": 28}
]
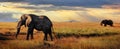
[
  {"xmin": 100, "ymin": 19, "xmax": 113, "ymax": 27},
  {"xmin": 16, "ymin": 14, "xmax": 53, "ymax": 41}
]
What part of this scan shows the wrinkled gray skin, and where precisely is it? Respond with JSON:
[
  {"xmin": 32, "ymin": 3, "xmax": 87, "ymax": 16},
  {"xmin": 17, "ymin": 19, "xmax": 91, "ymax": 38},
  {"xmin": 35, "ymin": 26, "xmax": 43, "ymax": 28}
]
[{"xmin": 16, "ymin": 14, "xmax": 53, "ymax": 41}]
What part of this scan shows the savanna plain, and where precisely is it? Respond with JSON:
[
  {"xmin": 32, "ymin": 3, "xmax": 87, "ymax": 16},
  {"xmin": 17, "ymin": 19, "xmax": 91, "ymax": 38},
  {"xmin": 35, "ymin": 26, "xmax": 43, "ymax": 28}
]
[{"xmin": 0, "ymin": 22, "xmax": 120, "ymax": 49}]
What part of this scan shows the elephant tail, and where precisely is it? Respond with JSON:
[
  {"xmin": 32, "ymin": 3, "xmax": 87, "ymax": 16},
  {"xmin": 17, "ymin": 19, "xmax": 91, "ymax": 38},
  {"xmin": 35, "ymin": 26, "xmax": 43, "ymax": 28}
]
[{"xmin": 51, "ymin": 26, "xmax": 57, "ymax": 39}]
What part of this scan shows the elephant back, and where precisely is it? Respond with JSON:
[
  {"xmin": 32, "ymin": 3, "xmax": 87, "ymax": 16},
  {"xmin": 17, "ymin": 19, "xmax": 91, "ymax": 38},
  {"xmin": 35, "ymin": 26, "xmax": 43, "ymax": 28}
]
[
  {"xmin": 29, "ymin": 14, "xmax": 52, "ymax": 30},
  {"xmin": 101, "ymin": 19, "xmax": 108, "ymax": 24},
  {"xmin": 38, "ymin": 15, "xmax": 52, "ymax": 28},
  {"xmin": 107, "ymin": 20, "xmax": 113, "ymax": 25}
]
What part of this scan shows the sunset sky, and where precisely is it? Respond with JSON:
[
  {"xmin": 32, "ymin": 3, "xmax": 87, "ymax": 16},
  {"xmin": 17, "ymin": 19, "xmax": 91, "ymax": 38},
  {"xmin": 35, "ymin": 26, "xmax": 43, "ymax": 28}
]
[{"xmin": 0, "ymin": 0, "xmax": 120, "ymax": 22}]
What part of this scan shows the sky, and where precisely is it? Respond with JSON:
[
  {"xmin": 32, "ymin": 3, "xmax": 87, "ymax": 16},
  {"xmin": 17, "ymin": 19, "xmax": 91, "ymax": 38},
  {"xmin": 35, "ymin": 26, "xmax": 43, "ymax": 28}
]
[{"xmin": 0, "ymin": 0, "xmax": 120, "ymax": 22}]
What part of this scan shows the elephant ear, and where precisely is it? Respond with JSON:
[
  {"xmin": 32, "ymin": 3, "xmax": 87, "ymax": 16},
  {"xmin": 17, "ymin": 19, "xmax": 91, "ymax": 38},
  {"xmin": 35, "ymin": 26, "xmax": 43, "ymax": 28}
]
[{"xmin": 25, "ymin": 14, "xmax": 32, "ymax": 27}]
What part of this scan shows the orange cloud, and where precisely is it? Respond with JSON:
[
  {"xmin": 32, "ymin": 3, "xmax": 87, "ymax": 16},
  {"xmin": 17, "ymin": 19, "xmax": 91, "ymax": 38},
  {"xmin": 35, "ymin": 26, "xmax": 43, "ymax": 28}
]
[{"xmin": 102, "ymin": 4, "xmax": 120, "ymax": 9}]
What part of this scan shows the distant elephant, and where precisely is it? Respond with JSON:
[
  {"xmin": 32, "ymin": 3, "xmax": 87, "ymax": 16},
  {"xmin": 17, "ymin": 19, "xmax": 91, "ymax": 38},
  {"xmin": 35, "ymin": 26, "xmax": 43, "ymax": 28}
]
[
  {"xmin": 100, "ymin": 19, "xmax": 113, "ymax": 27},
  {"xmin": 16, "ymin": 14, "xmax": 53, "ymax": 41}
]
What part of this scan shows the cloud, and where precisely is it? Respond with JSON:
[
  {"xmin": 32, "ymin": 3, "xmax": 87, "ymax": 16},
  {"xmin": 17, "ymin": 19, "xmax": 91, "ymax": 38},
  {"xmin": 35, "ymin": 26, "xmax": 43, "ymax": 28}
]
[
  {"xmin": 0, "ymin": 3, "xmax": 34, "ymax": 13},
  {"xmin": 23, "ymin": 0, "xmax": 120, "ymax": 8},
  {"xmin": 0, "ymin": 13, "xmax": 18, "ymax": 22},
  {"xmin": 0, "ymin": 2, "xmax": 120, "ymax": 22},
  {"xmin": 86, "ymin": 8, "xmax": 120, "ymax": 22},
  {"xmin": 0, "ymin": 0, "xmax": 24, "ymax": 2},
  {"xmin": 1, "ymin": 0, "xmax": 120, "ymax": 7},
  {"xmin": 102, "ymin": 4, "xmax": 120, "ymax": 9},
  {"xmin": 0, "ymin": 2, "xmax": 86, "ymax": 11},
  {"xmin": 12, "ymin": 9, "xmax": 120, "ymax": 22}
]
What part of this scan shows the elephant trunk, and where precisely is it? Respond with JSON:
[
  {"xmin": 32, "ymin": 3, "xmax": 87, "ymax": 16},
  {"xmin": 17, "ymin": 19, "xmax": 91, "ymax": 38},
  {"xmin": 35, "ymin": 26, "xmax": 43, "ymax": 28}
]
[
  {"xmin": 100, "ymin": 22, "xmax": 103, "ymax": 26},
  {"xmin": 16, "ymin": 21, "xmax": 22, "ymax": 38},
  {"xmin": 16, "ymin": 28, "xmax": 20, "ymax": 38}
]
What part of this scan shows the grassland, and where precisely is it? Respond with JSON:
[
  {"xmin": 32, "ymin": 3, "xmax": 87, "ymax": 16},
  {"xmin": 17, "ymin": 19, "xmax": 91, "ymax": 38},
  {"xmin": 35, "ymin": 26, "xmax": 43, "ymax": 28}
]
[{"xmin": 0, "ymin": 22, "xmax": 120, "ymax": 49}]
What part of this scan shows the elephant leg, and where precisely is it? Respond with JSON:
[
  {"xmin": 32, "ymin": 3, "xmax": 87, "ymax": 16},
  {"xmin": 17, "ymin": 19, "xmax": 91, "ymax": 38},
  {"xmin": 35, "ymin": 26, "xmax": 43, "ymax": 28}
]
[
  {"xmin": 104, "ymin": 24, "xmax": 107, "ymax": 27},
  {"xmin": 43, "ymin": 29, "xmax": 48, "ymax": 41},
  {"xmin": 48, "ymin": 29, "xmax": 53, "ymax": 41},
  {"xmin": 44, "ymin": 33, "xmax": 48, "ymax": 41},
  {"xmin": 26, "ymin": 32, "xmax": 30, "ymax": 40},
  {"xmin": 110, "ymin": 24, "xmax": 113, "ymax": 27},
  {"xmin": 49, "ymin": 32, "xmax": 53, "ymax": 41},
  {"xmin": 26, "ymin": 27, "xmax": 34, "ymax": 40},
  {"xmin": 30, "ymin": 31, "xmax": 34, "ymax": 39}
]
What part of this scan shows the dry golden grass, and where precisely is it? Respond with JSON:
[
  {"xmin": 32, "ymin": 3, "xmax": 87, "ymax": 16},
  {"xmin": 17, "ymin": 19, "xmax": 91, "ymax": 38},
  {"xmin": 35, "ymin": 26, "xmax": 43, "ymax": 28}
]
[{"xmin": 0, "ymin": 22, "xmax": 120, "ymax": 49}]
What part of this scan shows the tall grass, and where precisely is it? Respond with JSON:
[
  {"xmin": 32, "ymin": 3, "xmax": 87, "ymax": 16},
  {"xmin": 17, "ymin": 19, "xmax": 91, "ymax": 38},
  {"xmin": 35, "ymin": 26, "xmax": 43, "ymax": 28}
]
[
  {"xmin": 53, "ymin": 22, "xmax": 120, "ymax": 38},
  {"xmin": 0, "ymin": 22, "xmax": 120, "ymax": 49}
]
